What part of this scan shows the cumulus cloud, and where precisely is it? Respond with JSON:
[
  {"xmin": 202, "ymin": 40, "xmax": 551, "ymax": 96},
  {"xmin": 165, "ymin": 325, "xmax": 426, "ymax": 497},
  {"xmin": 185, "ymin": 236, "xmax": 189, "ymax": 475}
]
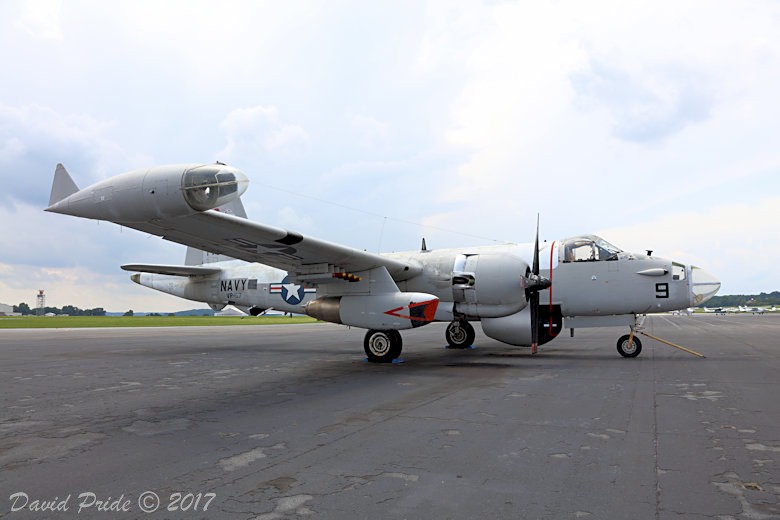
[
  {"xmin": 405, "ymin": 1, "xmax": 780, "ymax": 252},
  {"xmin": 349, "ymin": 114, "xmax": 389, "ymax": 149},
  {"xmin": 0, "ymin": 103, "xmax": 151, "ymax": 206},
  {"xmin": 597, "ymin": 195, "xmax": 780, "ymax": 295},
  {"xmin": 0, "ymin": 195, "xmax": 186, "ymax": 312},
  {"xmin": 0, "ymin": 263, "xmax": 181, "ymax": 311},
  {"xmin": 322, "ymin": 158, "xmax": 409, "ymax": 183},
  {"xmin": 439, "ymin": 2, "xmax": 585, "ymax": 208},
  {"xmin": 1, "ymin": 198, "xmax": 180, "ymax": 270},
  {"xmin": 1, "ymin": 0, "xmax": 779, "ymax": 312},
  {"xmin": 572, "ymin": 62, "xmax": 713, "ymax": 143},
  {"xmin": 15, "ymin": 0, "xmax": 63, "ymax": 41},
  {"xmin": 277, "ymin": 206, "xmax": 314, "ymax": 233},
  {"xmin": 217, "ymin": 106, "xmax": 310, "ymax": 161}
]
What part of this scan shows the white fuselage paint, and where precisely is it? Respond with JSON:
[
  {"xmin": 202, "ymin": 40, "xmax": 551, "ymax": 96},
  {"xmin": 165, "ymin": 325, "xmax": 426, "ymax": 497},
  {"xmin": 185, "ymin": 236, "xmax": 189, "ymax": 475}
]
[{"xmin": 136, "ymin": 240, "xmax": 696, "ymax": 319}]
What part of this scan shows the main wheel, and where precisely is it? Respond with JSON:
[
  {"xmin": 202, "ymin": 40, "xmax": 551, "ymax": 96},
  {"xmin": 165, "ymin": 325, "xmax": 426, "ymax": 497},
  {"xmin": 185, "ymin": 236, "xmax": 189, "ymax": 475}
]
[
  {"xmin": 364, "ymin": 330, "xmax": 402, "ymax": 363},
  {"xmin": 616, "ymin": 334, "xmax": 642, "ymax": 357},
  {"xmin": 445, "ymin": 320, "xmax": 476, "ymax": 349}
]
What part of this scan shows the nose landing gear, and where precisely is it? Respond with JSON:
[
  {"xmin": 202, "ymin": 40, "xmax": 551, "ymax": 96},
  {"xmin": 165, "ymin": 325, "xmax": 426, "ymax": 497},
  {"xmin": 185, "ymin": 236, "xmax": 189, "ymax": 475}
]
[
  {"xmin": 616, "ymin": 333, "xmax": 642, "ymax": 357},
  {"xmin": 616, "ymin": 314, "xmax": 705, "ymax": 358}
]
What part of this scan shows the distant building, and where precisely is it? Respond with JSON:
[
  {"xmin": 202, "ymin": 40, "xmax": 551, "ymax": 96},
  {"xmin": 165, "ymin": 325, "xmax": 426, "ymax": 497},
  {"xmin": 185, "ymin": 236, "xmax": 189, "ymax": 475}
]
[
  {"xmin": 215, "ymin": 305, "xmax": 248, "ymax": 317},
  {"xmin": 0, "ymin": 303, "xmax": 20, "ymax": 317}
]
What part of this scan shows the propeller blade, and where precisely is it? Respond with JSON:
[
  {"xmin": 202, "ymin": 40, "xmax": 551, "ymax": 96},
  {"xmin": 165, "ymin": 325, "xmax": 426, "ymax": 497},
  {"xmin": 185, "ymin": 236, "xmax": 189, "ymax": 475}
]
[
  {"xmin": 533, "ymin": 214, "xmax": 540, "ymax": 275},
  {"xmin": 521, "ymin": 214, "xmax": 550, "ymax": 354},
  {"xmin": 530, "ymin": 290, "xmax": 539, "ymax": 354},
  {"xmin": 530, "ymin": 214, "xmax": 541, "ymax": 354}
]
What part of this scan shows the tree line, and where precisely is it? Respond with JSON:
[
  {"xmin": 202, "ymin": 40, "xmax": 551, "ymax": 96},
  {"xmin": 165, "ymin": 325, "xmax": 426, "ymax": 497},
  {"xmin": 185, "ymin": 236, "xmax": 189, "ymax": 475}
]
[
  {"xmin": 11, "ymin": 291, "xmax": 779, "ymax": 315},
  {"xmin": 12, "ymin": 303, "xmax": 107, "ymax": 316},
  {"xmin": 698, "ymin": 291, "xmax": 780, "ymax": 308}
]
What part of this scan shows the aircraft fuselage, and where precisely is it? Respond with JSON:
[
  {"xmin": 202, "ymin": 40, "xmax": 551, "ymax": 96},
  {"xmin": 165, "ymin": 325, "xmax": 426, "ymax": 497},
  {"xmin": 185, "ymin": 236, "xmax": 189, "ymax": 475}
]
[{"xmin": 135, "ymin": 238, "xmax": 715, "ymax": 328}]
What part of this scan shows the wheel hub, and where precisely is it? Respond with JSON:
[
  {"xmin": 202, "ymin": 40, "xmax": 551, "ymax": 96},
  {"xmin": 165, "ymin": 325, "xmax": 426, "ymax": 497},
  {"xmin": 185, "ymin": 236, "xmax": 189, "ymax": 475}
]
[
  {"xmin": 369, "ymin": 334, "xmax": 391, "ymax": 356},
  {"xmin": 449, "ymin": 325, "xmax": 466, "ymax": 343}
]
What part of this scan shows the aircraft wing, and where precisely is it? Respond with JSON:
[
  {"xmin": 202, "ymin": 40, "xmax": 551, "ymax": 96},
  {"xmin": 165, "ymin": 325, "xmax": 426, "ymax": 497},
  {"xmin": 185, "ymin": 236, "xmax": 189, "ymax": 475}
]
[
  {"xmin": 123, "ymin": 210, "xmax": 421, "ymax": 282},
  {"xmin": 45, "ymin": 163, "xmax": 421, "ymax": 288},
  {"xmin": 120, "ymin": 263, "xmax": 223, "ymax": 276}
]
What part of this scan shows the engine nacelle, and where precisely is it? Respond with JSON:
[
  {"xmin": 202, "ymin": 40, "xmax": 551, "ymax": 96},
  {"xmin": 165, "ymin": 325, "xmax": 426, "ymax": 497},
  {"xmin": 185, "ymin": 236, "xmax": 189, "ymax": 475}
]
[
  {"xmin": 481, "ymin": 305, "xmax": 562, "ymax": 346},
  {"xmin": 46, "ymin": 163, "xmax": 248, "ymax": 222},
  {"xmin": 306, "ymin": 293, "xmax": 439, "ymax": 330},
  {"xmin": 453, "ymin": 253, "xmax": 529, "ymax": 318}
]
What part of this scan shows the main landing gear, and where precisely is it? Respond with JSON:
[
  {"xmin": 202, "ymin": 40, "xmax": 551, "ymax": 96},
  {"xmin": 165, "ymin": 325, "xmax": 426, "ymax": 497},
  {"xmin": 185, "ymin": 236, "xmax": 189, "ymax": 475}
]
[
  {"xmin": 364, "ymin": 330, "xmax": 403, "ymax": 363},
  {"xmin": 445, "ymin": 320, "xmax": 475, "ymax": 349},
  {"xmin": 363, "ymin": 320, "xmax": 477, "ymax": 363}
]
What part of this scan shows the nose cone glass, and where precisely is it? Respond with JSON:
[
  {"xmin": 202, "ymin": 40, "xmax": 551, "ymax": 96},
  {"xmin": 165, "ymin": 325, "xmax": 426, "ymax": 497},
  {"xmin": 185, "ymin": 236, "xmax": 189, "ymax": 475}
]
[{"xmin": 691, "ymin": 267, "xmax": 721, "ymax": 305}]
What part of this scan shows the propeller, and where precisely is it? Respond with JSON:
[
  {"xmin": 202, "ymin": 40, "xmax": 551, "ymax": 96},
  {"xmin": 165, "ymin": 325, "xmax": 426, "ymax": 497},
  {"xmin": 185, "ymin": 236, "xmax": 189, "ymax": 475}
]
[{"xmin": 525, "ymin": 215, "xmax": 552, "ymax": 354}]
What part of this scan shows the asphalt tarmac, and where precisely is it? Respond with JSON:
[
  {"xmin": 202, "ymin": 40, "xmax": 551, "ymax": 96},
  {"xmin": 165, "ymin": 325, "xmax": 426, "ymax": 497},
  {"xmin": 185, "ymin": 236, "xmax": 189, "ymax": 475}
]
[{"xmin": 1, "ymin": 314, "xmax": 779, "ymax": 519}]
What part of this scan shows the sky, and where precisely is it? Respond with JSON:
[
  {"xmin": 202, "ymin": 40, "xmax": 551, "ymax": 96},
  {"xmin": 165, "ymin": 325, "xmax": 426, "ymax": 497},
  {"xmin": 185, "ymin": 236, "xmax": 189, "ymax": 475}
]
[{"xmin": 1, "ymin": 0, "xmax": 779, "ymax": 312}]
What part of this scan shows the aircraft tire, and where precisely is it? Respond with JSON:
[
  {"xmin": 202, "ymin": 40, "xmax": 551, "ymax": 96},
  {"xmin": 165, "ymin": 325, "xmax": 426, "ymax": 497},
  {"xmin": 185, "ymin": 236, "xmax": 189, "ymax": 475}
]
[
  {"xmin": 445, "ymin": 320, "xmax": 475, "ymax": 349},
  {"xmin": 364, "ymin": 330, "xmax": 402, "ymax": 363},
  {"xmin": 616, "ymin": 334, "xmax": 642, "ymax": 358}
]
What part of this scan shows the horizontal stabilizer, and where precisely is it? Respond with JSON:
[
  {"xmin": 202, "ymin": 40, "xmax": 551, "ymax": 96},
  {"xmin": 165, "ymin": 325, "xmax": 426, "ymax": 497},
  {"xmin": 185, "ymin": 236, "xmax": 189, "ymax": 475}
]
[
  {"xmin": 48, "ymin": 164, "xmax": 80, "ymax": 207},
  {"xmin": 121, "ymin": 263, "xmax": 222, "ymax": 276}
]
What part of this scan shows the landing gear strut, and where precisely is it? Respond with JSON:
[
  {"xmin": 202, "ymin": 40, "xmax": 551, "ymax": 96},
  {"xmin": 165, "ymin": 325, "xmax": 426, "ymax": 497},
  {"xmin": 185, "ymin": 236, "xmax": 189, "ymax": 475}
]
[
  {"xmin": 445, "ymin": 320, "xmax": 475, "ymax": 349},
  {"xmin": 364, "ymin": 330, "xmax": 402, "ymax": 363}
]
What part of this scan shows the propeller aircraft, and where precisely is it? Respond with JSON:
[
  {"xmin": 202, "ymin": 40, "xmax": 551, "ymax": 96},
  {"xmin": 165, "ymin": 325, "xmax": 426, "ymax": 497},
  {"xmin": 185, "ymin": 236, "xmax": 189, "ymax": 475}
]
[{"xmin": 45, "ymin": 163, "xmax": 721, "ymax": 362}]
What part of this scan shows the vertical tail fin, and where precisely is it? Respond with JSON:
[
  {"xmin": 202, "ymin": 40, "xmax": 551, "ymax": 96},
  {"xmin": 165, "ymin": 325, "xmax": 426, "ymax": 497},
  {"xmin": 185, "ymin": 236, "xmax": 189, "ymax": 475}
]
[
  {"xmin": 48, "ymin": 164, "xmax": 80, "ymax": 207},
  {"xmin": 184, "ymin": 197, "xmax": 248, "ymax": 265}
]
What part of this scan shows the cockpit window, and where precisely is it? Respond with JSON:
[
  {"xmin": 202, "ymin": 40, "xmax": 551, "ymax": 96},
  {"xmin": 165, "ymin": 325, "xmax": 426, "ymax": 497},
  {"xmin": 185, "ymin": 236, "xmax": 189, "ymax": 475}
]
[{"xmin": 561, "ymin": 235, "xmax": 622, "ymax": 263}]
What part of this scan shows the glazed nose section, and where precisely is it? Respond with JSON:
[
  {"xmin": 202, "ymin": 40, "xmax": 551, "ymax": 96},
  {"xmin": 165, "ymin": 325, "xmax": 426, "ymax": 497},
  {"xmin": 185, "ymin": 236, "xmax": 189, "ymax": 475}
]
[{"xmin": 690, "ymin": 266, "xmax": 721, "ymax": 305}]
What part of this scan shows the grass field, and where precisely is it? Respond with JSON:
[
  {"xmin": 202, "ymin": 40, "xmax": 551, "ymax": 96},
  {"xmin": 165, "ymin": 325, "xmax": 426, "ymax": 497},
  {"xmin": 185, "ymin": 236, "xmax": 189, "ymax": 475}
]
[{"xmin": 0, "ymin": 315, "xmax": 319, "ymax": 329}]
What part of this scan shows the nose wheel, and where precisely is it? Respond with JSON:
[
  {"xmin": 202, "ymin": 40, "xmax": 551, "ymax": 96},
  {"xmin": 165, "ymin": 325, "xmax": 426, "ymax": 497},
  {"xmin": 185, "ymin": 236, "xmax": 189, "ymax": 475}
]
[
  {"xmin": 616, "ymin": 334, "xmax": 642, "ymax": 357},
  {"xmin": 364, "ymin": 330, "xmax": 403, "ymax": 363},
  {"xmin": 445, "ymin": 320, "xmax": 476, "ymax": 349}
]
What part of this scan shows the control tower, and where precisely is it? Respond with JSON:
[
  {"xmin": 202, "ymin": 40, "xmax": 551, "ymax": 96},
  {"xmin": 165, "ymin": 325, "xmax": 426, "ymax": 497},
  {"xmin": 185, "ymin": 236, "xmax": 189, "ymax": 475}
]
[{"xmin": 36, "ymin": 289, "xmax": 45, "ymax": 316}]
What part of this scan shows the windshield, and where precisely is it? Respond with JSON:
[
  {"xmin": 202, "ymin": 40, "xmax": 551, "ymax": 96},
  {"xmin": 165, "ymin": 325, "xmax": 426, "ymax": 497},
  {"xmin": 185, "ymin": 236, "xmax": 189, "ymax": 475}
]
[{"xmin": 560, "ymin": 235, "xmax": 622, "ymax": 262}]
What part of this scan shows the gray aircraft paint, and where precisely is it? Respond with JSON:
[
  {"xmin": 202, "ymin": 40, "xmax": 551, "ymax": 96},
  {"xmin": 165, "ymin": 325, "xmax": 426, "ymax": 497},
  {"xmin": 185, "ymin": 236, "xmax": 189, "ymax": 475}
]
[{"xmin": 46, "ymin": 163, "xmax": 720, "ymax": 356}]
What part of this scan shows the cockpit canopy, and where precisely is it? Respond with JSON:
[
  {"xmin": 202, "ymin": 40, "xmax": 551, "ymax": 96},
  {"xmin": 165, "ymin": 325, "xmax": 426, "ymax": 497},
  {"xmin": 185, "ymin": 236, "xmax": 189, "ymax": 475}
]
[
  {"xmin": 560, "ymin": 235, "xmax": 622, "ymax": 263},
  {"xmin": 181, "ymin": 164, "xmax": 248, "ymax": 211}
]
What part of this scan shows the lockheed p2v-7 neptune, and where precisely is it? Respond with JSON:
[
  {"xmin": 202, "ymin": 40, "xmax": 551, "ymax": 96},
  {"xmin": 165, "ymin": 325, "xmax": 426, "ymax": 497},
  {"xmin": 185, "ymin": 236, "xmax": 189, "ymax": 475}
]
[{"xmin": 46, "ymin": 162, "xmax": 721, "ymax": 362}]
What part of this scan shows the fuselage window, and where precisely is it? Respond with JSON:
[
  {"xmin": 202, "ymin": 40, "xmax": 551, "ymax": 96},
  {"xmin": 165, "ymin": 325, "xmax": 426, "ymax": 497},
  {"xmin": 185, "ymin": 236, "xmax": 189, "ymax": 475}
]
[{"xmin": 672, "ymin": 263, "xmax": 686, "ymax": 281}]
